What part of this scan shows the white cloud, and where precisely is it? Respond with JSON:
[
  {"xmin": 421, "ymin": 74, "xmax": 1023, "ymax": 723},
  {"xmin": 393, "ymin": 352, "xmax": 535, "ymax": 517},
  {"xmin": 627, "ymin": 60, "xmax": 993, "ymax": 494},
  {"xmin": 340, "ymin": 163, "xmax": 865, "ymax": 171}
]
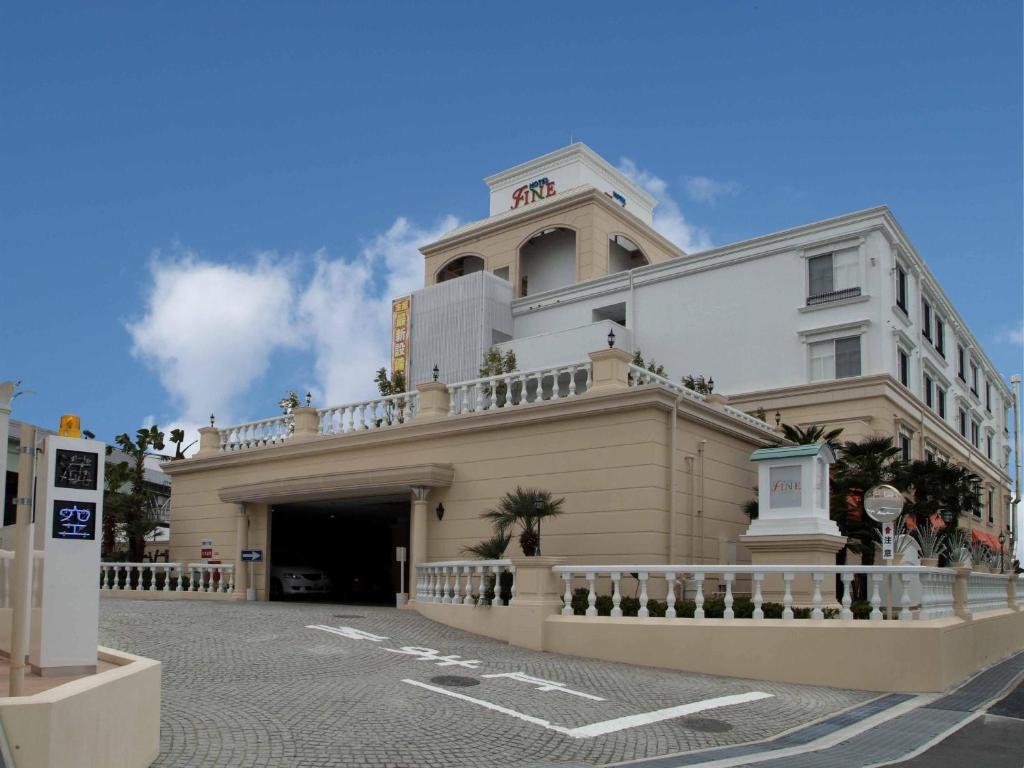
[
  {"xmin": 128, "ymin": 252, "xmax": 299, "ymax": 428},
  {"xmin": 298, "ymin": 216, "xmax": 458, "ymax": 406},
  {"xmin": 128, "ymin": 216, "xmax": 459, "ymax": 441},
  {"xmin": 995, "ymin": 325, "xmax": 1024, "ymax": 346},
  {"xmin": 618, "ymin": 158, "xmax": 712, "ymax": 252},
  {"xmin": 685, "ymin": 176, "xmax": 739, "ymax": 206}
]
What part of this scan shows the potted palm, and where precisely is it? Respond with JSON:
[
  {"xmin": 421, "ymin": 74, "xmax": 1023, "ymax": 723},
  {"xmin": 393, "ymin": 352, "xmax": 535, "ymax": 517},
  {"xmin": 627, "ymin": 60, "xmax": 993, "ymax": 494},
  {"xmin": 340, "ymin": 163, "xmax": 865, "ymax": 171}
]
[
  {"xmin": 913, "ymin": 518, "xmax": 946, "ymax": 567},
  {"xmin": 482, "ymin": 487, "xmax": 565, "ymax": 556},
  {"xmin": 461, "ymin": 531, "xmax": 512, "ymax": 604}
]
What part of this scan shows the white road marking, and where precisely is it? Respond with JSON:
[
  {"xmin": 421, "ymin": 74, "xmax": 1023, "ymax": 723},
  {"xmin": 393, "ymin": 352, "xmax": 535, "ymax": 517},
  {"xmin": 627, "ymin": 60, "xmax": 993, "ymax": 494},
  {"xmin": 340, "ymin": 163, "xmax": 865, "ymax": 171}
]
[
  {"xmin": 481, "ymin": 672, "xmax": 606, "ymax": 701},
  {"xmin": 402, "ymin": 679, "xmax": 773, "ymax": 739},
  {"xmin": 306, "ymin": 625, "xmax": 389, "ymax": 641},
  {"xmin": 385, "ymin": 646, "xmax": 482, "ymax": 668}
]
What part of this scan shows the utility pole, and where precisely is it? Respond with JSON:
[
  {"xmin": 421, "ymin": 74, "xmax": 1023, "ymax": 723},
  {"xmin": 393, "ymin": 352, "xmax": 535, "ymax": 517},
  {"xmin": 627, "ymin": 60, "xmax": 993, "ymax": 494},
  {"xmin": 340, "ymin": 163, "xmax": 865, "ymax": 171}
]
[{"xmin": 9, "ymin": 424, "xmax": 35, "ymax": 696}]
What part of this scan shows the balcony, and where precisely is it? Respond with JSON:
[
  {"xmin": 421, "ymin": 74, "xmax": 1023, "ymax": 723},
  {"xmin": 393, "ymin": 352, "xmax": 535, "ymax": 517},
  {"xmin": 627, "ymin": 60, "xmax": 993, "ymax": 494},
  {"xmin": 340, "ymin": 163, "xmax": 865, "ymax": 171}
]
[{"xmin": 805, "ymin": 286, "xmax": 862, "ymax": 307}]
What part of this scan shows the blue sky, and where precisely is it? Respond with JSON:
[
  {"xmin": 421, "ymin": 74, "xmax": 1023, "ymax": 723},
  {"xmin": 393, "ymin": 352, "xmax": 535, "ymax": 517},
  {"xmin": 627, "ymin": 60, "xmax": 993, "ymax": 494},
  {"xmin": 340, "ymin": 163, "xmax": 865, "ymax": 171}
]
[{"xmin": 2, "ymin": 1, "xmax": 1021, "ymax": 445}]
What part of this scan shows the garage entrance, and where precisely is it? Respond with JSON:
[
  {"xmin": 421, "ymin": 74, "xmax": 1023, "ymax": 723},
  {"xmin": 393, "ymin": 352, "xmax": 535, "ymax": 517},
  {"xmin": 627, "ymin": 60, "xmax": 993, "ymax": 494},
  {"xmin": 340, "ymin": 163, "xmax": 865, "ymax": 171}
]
[{"xmin": 268, "ymin": 496, "xmax": 409, "ymax": 604}]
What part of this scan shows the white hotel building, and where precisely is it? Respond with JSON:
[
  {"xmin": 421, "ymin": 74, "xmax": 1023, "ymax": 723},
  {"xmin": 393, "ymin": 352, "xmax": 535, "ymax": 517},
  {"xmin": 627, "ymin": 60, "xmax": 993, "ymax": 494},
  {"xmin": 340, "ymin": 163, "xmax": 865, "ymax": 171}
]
[{"xmin": 402, "ymin": 144, "xmax": 1015, "ymax": 543}]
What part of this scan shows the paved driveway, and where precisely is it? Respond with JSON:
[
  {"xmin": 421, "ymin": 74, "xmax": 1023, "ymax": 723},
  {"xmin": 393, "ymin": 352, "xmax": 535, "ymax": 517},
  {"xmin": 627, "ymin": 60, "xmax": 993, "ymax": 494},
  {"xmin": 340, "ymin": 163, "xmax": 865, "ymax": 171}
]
[{"xmin": 100, "ymin": 600, "xmax": 875, "ymax": 768}]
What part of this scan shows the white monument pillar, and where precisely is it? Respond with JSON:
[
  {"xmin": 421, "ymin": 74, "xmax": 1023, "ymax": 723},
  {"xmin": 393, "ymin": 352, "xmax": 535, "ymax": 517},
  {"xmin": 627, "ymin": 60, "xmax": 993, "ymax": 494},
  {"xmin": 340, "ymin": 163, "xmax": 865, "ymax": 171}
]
[{"xmin": 29, "ymin": 434, "xmax": 105, "ymax": 675}]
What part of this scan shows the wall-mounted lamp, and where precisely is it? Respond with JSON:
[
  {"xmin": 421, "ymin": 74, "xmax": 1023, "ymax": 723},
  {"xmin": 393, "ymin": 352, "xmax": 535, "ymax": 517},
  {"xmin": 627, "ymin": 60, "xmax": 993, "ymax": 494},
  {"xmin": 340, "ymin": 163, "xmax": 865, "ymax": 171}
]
[
  {"xmin": 708, "ymin": 377, "xmax": 715, "ymax": 393},
  {"xmin": 432, "ymin": 364, "xmax": 440, "ymax": 382},
  {"xmin": 774, "ymin": 411, "xmax": 781, "ymax": 428},
  {"xmin": 607, "ymin": 328, "xmax": 616, "ymax": 348},
  {"xmin": 435, "ymin": 503, "xmax": 445, "ymax": 521}
]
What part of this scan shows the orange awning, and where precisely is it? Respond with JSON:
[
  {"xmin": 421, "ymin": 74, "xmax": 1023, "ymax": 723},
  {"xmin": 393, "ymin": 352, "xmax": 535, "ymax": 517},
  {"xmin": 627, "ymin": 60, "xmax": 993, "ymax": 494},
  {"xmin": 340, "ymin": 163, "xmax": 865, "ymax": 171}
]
[{"xmin": 971, "ymin": 528, "xmax": 1008, "ymax": 552}]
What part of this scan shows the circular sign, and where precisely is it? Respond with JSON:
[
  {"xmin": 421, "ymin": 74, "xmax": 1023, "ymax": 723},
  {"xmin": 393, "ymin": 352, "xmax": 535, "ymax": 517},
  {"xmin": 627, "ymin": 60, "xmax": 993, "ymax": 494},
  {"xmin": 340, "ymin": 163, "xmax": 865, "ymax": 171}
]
[{"xmin": 863, "ymin": 484, "xmax": 904, "ymax": 523}]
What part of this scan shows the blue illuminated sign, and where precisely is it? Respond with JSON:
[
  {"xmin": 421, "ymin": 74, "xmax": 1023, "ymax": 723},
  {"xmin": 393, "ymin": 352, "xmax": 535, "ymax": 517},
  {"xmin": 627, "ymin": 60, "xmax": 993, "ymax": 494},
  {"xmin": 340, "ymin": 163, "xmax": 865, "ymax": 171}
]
[{"xmin": 51, "ymin": 500, "xmax": 97, "ymax": 541}]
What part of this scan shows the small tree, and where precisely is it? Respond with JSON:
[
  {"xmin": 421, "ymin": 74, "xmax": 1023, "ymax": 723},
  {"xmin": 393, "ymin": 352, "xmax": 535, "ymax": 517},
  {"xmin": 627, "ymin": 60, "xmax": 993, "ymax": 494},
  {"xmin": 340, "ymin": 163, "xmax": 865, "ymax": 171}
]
[
  {"xmin": 278, "ymin": 390, "xmax": 300, "ymax": 414},
  {"xmin": 168, "ymin": 428, "xmax": 196, "ymax": 461},
  {"xmin": 629, "ymin": 350, "xmax": 666, "ymax": 385},
  {"xmin": 373, "ymin": 368, "xmax": 407, "ymax": 425},
  {"xmin": 682, "ymin": 374, "xmax": 714, "ymax": 395},
  {"xmin": 781, "ymin": 423, "xmax": 844, "ymax": 449},
  {"xmin": 108, "ymin": 426, "xmax": 166, "ymax": 562},
  {"xmin": 477, "ymin": 348, "xmax": 518, "ymax": 405},
  {"xmin": 482, "ymin": 486, "xmax": 565, "ymax": 556}
]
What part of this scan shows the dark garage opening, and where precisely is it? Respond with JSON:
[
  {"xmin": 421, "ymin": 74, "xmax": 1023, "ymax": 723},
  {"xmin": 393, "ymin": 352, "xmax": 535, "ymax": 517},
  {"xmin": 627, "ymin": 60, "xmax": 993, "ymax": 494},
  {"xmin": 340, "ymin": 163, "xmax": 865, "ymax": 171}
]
[{"xmin": 269, "ymin": 496, "xmax": 409, "ymax": 604}]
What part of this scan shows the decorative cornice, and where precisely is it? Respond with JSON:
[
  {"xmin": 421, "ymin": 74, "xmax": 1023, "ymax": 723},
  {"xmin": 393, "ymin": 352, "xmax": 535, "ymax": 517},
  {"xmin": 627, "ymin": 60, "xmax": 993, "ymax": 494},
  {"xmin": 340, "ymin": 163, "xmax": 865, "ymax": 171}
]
[{"xmin": 218, "ymin": 464, "xmax": 454, "ymax": 504}]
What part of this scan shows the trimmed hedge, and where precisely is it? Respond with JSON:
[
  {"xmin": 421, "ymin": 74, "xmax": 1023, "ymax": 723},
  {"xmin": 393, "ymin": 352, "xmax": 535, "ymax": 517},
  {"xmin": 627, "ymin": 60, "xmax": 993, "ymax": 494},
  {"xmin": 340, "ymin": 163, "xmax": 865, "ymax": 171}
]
[{"xmin": 570, "ymin": 588, "xmax": 870, "ymax": 620}]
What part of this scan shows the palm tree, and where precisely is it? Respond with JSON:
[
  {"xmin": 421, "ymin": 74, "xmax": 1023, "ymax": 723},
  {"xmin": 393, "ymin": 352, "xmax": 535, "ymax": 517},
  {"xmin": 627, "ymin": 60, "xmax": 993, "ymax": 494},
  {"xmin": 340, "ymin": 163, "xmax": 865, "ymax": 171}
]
[
  {"xmin": 829, "ymin": 436, "xmax": 902, "ymax": 564},
  {"xmin": 460, "ymin": 531, "xmax": 512, "ymax": 560},
  {"xmin": 781, "ymin": 423, "xmax": 844, "ymax": 448},
  {"xmin": 482, "ymin": 487, "xmax": 565, "ymax": 556}
]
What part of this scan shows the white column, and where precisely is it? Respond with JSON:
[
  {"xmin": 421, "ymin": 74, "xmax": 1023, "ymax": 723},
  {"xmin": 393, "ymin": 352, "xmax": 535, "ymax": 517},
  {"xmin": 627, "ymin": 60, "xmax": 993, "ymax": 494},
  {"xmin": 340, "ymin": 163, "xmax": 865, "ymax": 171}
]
[{"xmin": 410, "ymin": 487, "xmax": 429, "ymax": 602}]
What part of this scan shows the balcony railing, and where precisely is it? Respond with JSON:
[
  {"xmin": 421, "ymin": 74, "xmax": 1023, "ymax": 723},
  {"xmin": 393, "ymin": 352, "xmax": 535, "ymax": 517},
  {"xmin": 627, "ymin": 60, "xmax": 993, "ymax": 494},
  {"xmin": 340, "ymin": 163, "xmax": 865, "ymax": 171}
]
[
  {"xmin": 416, "ymin": 560, "xmax": 515, "ymax": 605},
  {"xmin": 448, "ymin": 362, "xmax": 591, "ymax": 415},
  {"xmin": 100, "ymin": 562, "xmax": 235, "ymax": 594},
  {"xmin": 319, "ymin": 392, "xmax": 418, "ymax": 435},
  {"xmin": 806, "ymin": 286, "xmax": 862, "ymax": 306}
]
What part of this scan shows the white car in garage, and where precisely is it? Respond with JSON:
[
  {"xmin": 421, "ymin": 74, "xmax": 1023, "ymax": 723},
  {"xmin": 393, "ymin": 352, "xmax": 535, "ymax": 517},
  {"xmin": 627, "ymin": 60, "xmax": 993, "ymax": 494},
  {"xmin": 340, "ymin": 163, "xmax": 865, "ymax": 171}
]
[{"xmin": 270, "ymin": 565, "xmax": 331, "ymax": 598}]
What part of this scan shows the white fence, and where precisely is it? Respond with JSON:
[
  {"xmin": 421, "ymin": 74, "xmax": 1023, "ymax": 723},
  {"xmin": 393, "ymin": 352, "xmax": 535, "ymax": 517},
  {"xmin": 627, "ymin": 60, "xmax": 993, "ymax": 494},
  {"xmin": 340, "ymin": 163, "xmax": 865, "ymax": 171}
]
[
  {"xmin": 319, "ymin": 392, "xmax": 419, "ymax": 435},
  {"xmin": 966, "ymin": 571, "xmax": 1011, "ymax": 613},
  {"xmin": 447, "ymin": 362, "xmax": 591, "ymax": 415},
  {"xmin": 218, "ymin": 415, "xmax": 293, "ymax": 452},
  {"xmin": 416, "ymin": 560, "xmax": 515, "ymax": 605},
  {"xmin": 100, "ymin": 562, "xmax": 234, "ymax": 594},
  {"xmin": 551, "ymin": 564, "xmax": 963, "ymax": 621}
]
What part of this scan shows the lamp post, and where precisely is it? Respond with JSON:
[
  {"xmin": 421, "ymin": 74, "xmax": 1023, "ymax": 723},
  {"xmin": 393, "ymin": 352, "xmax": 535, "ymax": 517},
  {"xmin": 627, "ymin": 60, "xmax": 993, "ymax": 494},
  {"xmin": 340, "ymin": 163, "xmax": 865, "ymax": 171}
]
[
  {"xmin": 864, "ymin": 484, "xmax": 905, "ymax": 620},
  {"xmin": 534, "ymin": 495, "xmax": 545, "ymax": 556},
  {"xmin": 998, "ymin": 531, "xmax": 1007, "ymax": 573},
  {"xmin": 607, "ymin": 328, "xmax": 616, "ymax": 349}
]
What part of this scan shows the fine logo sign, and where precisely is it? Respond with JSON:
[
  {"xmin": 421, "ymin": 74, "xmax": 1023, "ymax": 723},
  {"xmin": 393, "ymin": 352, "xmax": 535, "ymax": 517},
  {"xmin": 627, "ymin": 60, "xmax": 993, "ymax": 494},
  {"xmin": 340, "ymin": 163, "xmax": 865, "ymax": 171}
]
[
  {"xmin": 511, "ymin": 177, "xmax": 556, "ymax": 209},
  {"xmin": 52, "ymin": 500, "xmax": 97, "ymax": 540}
]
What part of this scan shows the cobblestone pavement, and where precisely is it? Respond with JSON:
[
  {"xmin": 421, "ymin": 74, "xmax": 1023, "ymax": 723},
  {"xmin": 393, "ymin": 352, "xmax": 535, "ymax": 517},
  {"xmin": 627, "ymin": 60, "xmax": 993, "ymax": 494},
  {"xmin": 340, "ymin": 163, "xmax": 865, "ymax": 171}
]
[{"xmin": 100, "ymin": 600, "xmax": 875, "ymax": 768}]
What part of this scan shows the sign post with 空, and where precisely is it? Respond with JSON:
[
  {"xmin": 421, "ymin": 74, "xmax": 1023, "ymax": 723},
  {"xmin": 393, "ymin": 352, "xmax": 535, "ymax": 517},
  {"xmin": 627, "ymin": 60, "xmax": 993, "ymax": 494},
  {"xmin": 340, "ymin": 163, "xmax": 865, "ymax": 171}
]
[{"xmin": 30, "ymin": 434, "xmax": 105, "ymax": 675}]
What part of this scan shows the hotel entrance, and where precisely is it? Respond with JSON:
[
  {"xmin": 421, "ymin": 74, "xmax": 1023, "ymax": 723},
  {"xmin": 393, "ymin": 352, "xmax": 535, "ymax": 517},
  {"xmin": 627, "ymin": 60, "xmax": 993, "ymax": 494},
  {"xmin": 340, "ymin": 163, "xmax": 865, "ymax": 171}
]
[{"xmin": 268, "ymin": 496, "xmax": 409, "ymax": 604}]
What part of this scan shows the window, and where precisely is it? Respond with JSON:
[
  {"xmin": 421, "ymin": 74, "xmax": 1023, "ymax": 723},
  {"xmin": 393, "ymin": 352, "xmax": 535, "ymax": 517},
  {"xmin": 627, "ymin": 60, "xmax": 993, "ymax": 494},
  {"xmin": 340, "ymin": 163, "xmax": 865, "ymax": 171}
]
[
  {"xmin": 986, "ymin": 434, "xmax": 993, "ymax": 460},
  {"xmin": 899, "ymin": 432, "xmax": 912, "ymax": 462},
  {"xmin": 897, "ymin": 348, "xmax": 910, "ymax": 387},
  {"xmin": 592, "ymin": 302, "xmax": 627, "ymax": 325},
  {"xmin": 493, "ymin": 266, "xmax": 509, "ymax": 281},
  {"xmin": 970, "ymin": 420, "xmax": 980, "ymax": 448},
  {"xmin": 895, "ymin": 264, "xmax": 908, "ymax": 314},
  {"xmin": 985, "ymin": 381, "xmax": 991, "ymax": 412},
  {"xmin": 935, "ymin": 317, "xmax": 945, "ymax": 356},
  {"xmin": 973, "ymin": 490, "xmax": 982, "ymax": 518},
  {"xmin": 810, "ymin": 336, "xmax": 861, "ymax": 381},
  {"xmin": 936, "ymin": 387, "xmax": 947, "ymax": 418},
  {"xmin": 957, "ymin": 345, "xmax": 966, "ymax": 380},
  {"xmin": 925, "ymin": 447, "xmax": 935, "ymax": 463},
  {"xmin": 922, "ymin": 299, "xmax": 932, "ymax": 340},
  {"xmin": 987, "ymin": 491, "xmax": 994, "ymax": 523},
  {"xmin": 807, "ymin": 251, "xmax": 860, "ymax": 304},
  {"xmin": 924, "ymin": 374, "xmax": 934, "ymax": 408},
  {"xmin": 958, "ymin": 408, "xmax": 968, "ymax": 437},
  {"xmin": 970, "ymin": 361, "xmax": 978, "ymax": 395}
]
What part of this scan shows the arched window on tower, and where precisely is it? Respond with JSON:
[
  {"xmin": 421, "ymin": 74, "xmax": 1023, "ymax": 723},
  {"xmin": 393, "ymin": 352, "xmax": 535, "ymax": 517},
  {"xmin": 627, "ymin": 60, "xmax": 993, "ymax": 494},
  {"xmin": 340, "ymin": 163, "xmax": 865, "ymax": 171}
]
[
  {"xmin": 518, "ymin": 227, "xmax": 576, "ymax": 297},
  {"xmin": 437, "ymin": 254, "xmax": 485, "ymax": 283},
  {"xmin": 608, "ymin": 234, "xmax": 648, "ymax": 274}
]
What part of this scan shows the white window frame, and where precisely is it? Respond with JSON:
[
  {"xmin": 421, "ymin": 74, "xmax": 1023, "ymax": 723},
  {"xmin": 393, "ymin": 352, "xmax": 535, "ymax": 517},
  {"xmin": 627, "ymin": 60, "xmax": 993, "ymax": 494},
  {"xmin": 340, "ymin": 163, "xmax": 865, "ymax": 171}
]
[{"xmin": 799, "ymin": 321, "xmax": 869, "ymax": 382}]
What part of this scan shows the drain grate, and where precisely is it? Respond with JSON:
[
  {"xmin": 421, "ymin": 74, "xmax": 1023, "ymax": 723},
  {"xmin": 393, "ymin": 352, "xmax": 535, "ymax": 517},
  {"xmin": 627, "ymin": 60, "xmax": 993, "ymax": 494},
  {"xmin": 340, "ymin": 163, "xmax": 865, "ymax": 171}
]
[
  {"xmin": 332, "ymin": 614, "xmax": 365, "ymax": 619},
  {"xmin": 680, "ymin": 717, "xmax": 733, "ymax": 733},
  {"xmin": 430, "ymin": 675, "xmax": 481, "ymax": 687}
]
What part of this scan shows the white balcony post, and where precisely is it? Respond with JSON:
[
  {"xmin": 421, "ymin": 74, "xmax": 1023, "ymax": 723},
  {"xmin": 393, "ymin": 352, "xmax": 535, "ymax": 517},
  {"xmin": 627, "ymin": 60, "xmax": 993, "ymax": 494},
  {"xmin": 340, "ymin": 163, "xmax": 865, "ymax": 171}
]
[
  {"xmin": 638, "ymin": 572, "xmax": 650, "ymax": 618},
  {"xmin": 694, "ymin": 573, "xmax": 706, "ymax": 618},
  {"xmin": 665, "ymin": 572, "xmax": 677, "ymax": 618},
  {"xmin": 561, "ymin": 572, "xmax": 573, "ymax": 616},
  {"xmin": 840, "ymin": 572, "xmax": 854, "ymax": 619},
  {"xmin": 753, "ymin": 572, "xmax": 765, "ymax": 620},
  {"xmin": 585, "ymin": 572, "xmax": 597, "ymax": 616},
  {"xmin": 782, "ymin": 572, "xmax": 794, "ymax": 620},
  {"xmin": 811, "ymin": 573, "xmax": 824, "ymax": 619},
  {"xmin": 723, "ymin": 572, "xmax": 735, "ymax": 619},
  {"xmin": 610, "ymin": 572, "xmax": 622, "ymax": 617},
  {"xmin": 869, "ymin": 573, "xmax": 883, "ymax": 620}
]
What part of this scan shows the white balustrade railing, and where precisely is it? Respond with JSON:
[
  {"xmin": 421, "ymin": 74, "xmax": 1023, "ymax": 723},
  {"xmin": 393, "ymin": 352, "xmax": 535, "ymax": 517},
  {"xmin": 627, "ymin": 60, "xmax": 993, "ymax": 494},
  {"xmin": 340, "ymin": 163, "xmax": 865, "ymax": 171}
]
[
  {"xmin": 0, "ymin": 550, "xmax": 45, "ymax": 609},
  {"xmin": 551, "ymin": 565, "xmax": 962, "ymax": 622},
  {"xmin": 721, "ymin": 404, "xmax": 776, "ymax": 434},
  {"xmin": 416, "ymin": 560, "xmax": 515, "ymax": 606},
  {"xmin": 319, "ymin": 391, "xmax": 419, "ymax": 435},
  {"xmin": 100, "ymin": 562, "xmax": 234, "ymax": 594},
  {"xmin": 966, "ymin": 571, "xmax": 1010, "ymax": 613},
  {"xmin": 219, "ymin": 415, "xmax": 293, "ymax": 452},
  {"xmin": 448, "ymin": 363, "xmax": 591, "ymax": 415}
]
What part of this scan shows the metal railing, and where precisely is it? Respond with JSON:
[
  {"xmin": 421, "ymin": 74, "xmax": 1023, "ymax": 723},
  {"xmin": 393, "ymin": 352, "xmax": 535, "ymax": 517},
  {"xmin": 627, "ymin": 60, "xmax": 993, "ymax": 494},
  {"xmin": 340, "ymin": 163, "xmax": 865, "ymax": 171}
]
[{"xmin": 806, "ymin": 286, "xmax": 862, "ymax": 306}]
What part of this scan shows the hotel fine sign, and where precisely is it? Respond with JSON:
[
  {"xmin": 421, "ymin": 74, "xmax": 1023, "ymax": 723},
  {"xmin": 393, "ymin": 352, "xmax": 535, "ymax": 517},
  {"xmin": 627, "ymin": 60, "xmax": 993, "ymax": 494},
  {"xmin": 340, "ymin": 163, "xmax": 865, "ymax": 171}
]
[
  {"xmin": 511, "ymin": 177, "xmax": 556, "ymax": 209},
  {"xmin": 391, "ymin": 296, "xmax": 411, "ymax": 377}
]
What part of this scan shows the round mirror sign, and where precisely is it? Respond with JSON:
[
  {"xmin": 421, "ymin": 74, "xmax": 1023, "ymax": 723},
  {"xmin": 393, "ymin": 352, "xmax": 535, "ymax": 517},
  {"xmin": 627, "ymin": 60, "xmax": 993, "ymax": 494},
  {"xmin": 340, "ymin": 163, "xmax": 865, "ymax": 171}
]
[{"xmin": 863, "ymin": 484, "xmax": 904, "ymax": 523}]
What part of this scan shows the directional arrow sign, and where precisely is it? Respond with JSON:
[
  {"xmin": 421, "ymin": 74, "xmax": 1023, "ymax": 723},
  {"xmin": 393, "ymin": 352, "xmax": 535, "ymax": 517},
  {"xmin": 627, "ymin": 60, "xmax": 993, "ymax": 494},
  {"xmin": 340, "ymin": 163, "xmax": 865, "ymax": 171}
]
[{"xmin": 240, "ymin": 548, "xmax": 263, "ymax": 562}]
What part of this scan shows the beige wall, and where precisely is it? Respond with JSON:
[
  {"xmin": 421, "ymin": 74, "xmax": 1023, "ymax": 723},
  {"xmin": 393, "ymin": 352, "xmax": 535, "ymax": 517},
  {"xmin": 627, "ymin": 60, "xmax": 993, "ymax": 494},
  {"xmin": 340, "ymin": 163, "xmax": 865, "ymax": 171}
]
[
  {"xmin": 421, "ymin": 191, "xmax": 683, "ymax": 296},
  {"xmin": 165, "ymin": 388, "xmax": 772, "ymax": 600},
  {"xmin": 728, "ymin": 374, "xmax": 1014, "ymax": 537}
]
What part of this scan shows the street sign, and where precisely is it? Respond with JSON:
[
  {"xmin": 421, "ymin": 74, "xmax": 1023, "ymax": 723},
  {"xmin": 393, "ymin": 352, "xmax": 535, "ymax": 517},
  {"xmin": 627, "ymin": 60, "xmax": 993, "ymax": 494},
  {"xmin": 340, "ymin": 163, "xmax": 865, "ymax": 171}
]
[
  {"xmin": 241, "ymin": 548, "xmax": 263, "ymax": 562},
  {"xmin": 881, "ymin": 523, "xmax": 895, "ymax": 560},
  {"xmin": 200, "ymin": 539, "xmax": 213, "ymax": 547},
  {"xmin": 201, "ymin": 547, "xmax": 213, "ymax": 559},
  {"xmin": 396, "ymin": 546, "xmax": 407, "ymax": 563}
]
